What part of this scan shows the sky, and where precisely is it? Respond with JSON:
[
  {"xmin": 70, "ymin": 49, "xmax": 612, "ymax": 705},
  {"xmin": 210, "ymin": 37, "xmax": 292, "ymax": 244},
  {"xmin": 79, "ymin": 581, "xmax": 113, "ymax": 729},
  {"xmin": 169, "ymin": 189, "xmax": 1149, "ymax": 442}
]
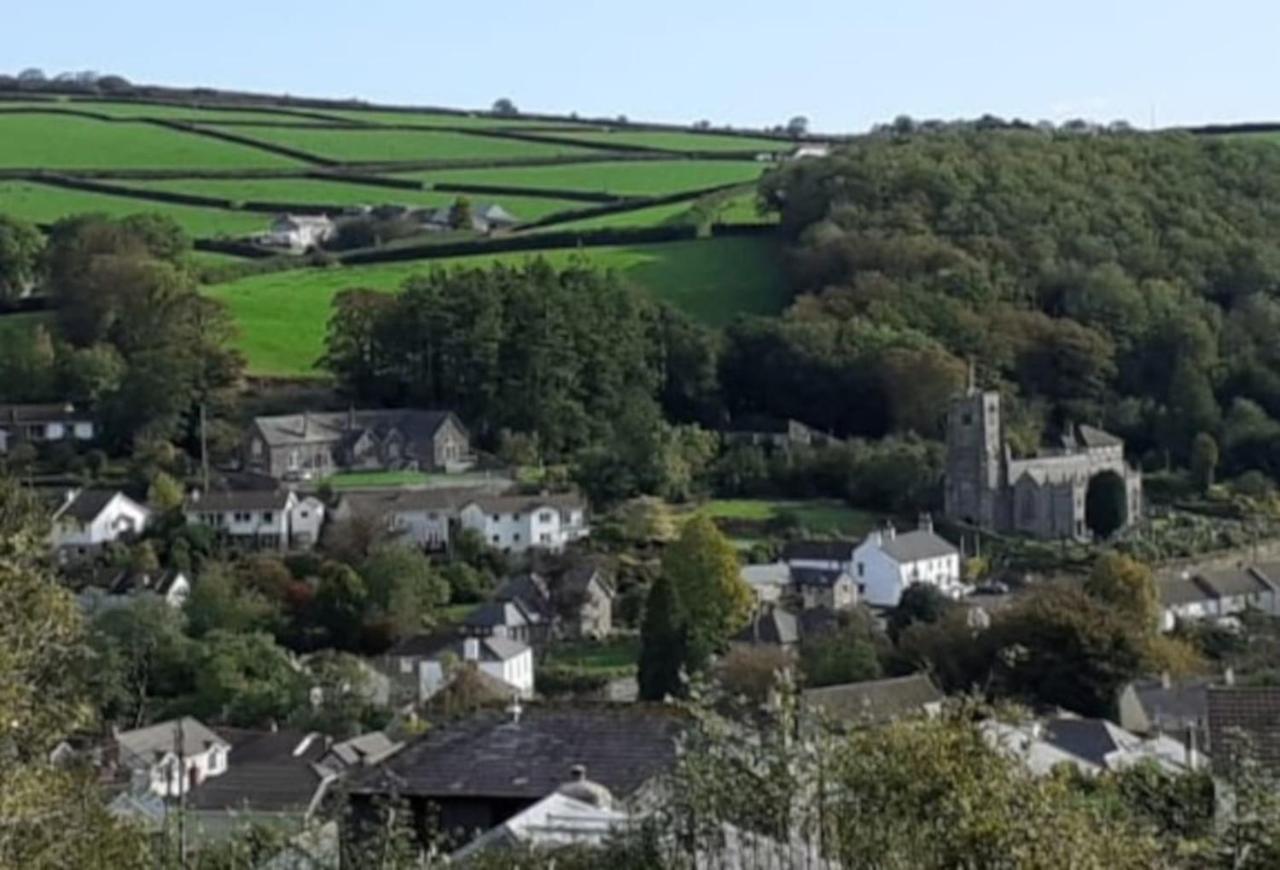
[{"xmin": 8, "ymin": 0, "xmax": 1279, "ymax": 133}]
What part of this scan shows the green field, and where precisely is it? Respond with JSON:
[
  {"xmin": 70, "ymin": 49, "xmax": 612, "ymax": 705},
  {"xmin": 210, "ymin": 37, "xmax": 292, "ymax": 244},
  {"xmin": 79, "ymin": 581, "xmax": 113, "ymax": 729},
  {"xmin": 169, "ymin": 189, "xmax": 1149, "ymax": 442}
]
[
  {"xmin": 0, "ymin": 100, "xmax": 332, "ymax": 124},
  {"xmin": 0, "ymin": 181, "xmax": 269, "ymax": 237},
  {"xmin": 202, "ymin": 125, "xmax": 607, "ymax": 163},
  {"xmin": 118, "ymin": 177, "xmax": 582, "ymax": 222},
  {"xmin": 698, "ymin": 499, "xmax": 879, "ymax": 538},
  {"xmin": 206, "ymin": 236, "xmax": 789, "ymax": 376},
  {"xmin": 0, "ymin": 114, "xmax": 300, "ymax": 170},
  {"xmin": 313, "ymin": 108, "xmax": 596, "ymax": 131},
  {"xmin": 555, "ymin": 130, "xmax": 791, "ymax": 153},
  {"xmin": 408, "ymin": 159, "xmax": 768, "ymax": 196},
  {"xmin": 321, "ymin": 470, "xmax": 510, "ymax": 490}
]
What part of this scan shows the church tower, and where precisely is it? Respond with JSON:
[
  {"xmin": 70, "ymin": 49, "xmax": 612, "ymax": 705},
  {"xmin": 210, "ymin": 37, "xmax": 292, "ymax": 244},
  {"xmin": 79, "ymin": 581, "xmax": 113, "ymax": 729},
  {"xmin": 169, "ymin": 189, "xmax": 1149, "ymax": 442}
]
[{"xmin": 943, "ymin": 377, "xmax": 1005, "ymax": 529}]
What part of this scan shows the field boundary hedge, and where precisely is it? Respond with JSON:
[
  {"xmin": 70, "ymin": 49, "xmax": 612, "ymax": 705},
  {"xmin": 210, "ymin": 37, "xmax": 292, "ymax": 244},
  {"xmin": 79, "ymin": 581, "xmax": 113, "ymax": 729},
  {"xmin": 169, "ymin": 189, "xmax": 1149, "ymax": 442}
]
[
  {"xmin": 517, "ymin": 181, "xmax": 747, "ymax": 231},
  {"xmin": 336, "ymin": 224, "xmax": 699, "ymax": 265},
  {"xmin": 154, "ymin": 120, "xmax": 335, "ymax": 166},
  {"xmin": 429, "ymin": 181, "xmax": 625, "ymax": 204}
]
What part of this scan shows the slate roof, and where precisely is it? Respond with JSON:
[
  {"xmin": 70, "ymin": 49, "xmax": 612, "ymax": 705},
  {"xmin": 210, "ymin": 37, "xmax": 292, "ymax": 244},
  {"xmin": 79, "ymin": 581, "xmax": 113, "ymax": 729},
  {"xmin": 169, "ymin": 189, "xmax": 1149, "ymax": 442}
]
[
  {"xmin": 1207, "ymin": 686, "xmax": 1280, "ymax": 774},
  {"xmin": 1157, "ymin": 576, "xmax": 1215, "ymax": 607},
  {"xmin": 351, "ymin": 705, "xmax": 686, "ymax": 801},
  {"xmin": 109, "ymin": 569, "xmax": 187, "ymax": 596},
  {"xmin": 55, "ymin": 489, "xmax": 124, "ymax": 523},
  {"xmin": 741, "ymin": 563, "xmax": 792, "ymax": 589},
  {"xmin": 733, "ymin": 607, "xmax": 800, "ymax": 646},
  {"xmin": 1196, "ymin": 566, "xmax": 1275, "ymax": 598},
  {"xmin": 251, "ymin": 409, "xmax": 458, "ymax": 448},
  {"xmin": 462, "ymin": 492, "xmax": 586, "ymax": 515},
  {"xmin": 1075, "ymin": 424, "xmax": 1124, "ymax": 449},
  {"xmin": 189, "ymin": 729, "xmax": 330, "ymax": 814},
  {"xmin": 791, "ymin": 567, "xmax": 851, "ymax": 589},
  {"xmin": 117, "ymin": 717, "xmax": 228, "ymax": 766},
  {"xmin": 494, "ymin": 573, "xmax": 552, "ymax": 617},
  {"xmin": 561, "ymin": 563, "xmax": 612, "ymax": 597},
  {"xmin": 186, "ymin": 489, "xmax": 293, "ymax": 513},
  {"xmin": 1042, "ymin": 718, "xmax": 1132, "ymax": 768},
  {"xmin": 465, "ymin": 599, "xmax": 540, "ymax": 632},
  {"xmin": 0, "ymin": 402, "xmax": 88, "ymax": 424},
  {"xmin": 323, "ymin": 732, "xmax": 401, "ymax": 769},
  {"xmin": 1129, "ymin": 677, "xmax": 1211, "ymax": 729},
  {"xmin": 802, "ymin": 674, "xmax": 942, "ymax": 724},
  {"xmin": 781, "ymin": 540, "xmax": 857, "ymax": 563},
  {"xmin": 880, "ymin": 530, "xmax": 958, "ymax": 563},
  {"xmin": 386, "ymin": 632, "xmax": 529, "ymax": 662}
]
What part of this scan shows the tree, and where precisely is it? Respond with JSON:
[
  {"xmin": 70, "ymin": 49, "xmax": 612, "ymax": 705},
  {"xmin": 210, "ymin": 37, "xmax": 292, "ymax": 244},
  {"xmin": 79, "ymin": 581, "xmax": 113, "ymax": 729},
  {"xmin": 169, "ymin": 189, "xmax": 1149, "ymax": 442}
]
[
  {"xmin": 1085, "ymin": 470, "xmax": 1127, "ymax": 539},
  {"xmin": 800, "ymin": 613, "xmax": 882, "ymax": 688},
  {"xmin": 449, "ymin": 196, "xmax": 474, "ymax": 231},
  {"xmin": 887, "ymin": 583, "xmax": 956, "ymax": 640},
  {"xmin": 1190, "ymin": 431, "xmax": 1219, "ymax": 493},
  {"xmin": 360, "ymin": 545, "xmax": 449, "ymax": 639},
  {"xmin": 184, "ymin": 564, "xmax": 279, "ymax": 638},
  {"xmin": 87, "ymin": 596, "xmax": 194, "ymax": 727},
  {"xmin": 637, "ymin": 574, "xmax": 687, "ymax": 700},
  {"xmin": 0, "ymin": 215, "xmax": 43, "ymax": 304},
  {"xmin": 296, "ymin": 651, "xmax": 386, "ymax": 738},
  {"xmin": 1084, "ymin": 552, "xmax": 1159, "ymax": 630},
  {"xmin": 662, "ymin": 515, "xmax": 751, "ymax": 667},
  {"xmin": 312, "ymin": 562, "xmax": 369, "ymax": 650},
  {"xmin": 785, "ymin": 115, "xmax": 809, "ymax": 138},
  {"xmin": 716, "ymin": 645, "xmax": 793, "ymax": 704},
  {"xmin": 145, "ymin": 471, "xmax": 184, "ymax": 514},
  {"xmin": 193, "ymin": 630, "xmax": 306, "ymax": 727},
  {"xmin": 492, "ymin": 98, "xmax": 518, "ymax": 116}
]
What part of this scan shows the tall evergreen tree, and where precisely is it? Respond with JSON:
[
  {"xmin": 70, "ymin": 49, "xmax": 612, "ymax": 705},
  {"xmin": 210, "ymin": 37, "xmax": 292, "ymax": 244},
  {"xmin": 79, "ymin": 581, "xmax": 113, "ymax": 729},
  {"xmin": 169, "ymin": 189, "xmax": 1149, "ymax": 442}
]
[{"xmin": 637, "ymin": 574, "xmax": 687, "ymax": 701}]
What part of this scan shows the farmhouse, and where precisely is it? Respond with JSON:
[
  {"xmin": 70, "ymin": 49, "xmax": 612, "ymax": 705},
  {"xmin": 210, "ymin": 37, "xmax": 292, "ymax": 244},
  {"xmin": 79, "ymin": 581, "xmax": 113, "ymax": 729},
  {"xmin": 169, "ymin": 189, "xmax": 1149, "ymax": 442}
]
[
  {"xmin": 259, "ymin": 214, "xmax": 336, "ymax": 251},
  {"xmin": 944, "ymin": 383, "xmax": 1143, "ymax": 540},
  {"xmin": 419, "ymin": 202, "xmax": 520, "ymax": 234},
  {"xmin": 0, "ymin": 402, "xmax": 95, "ymax": 454},
  {"xmin": 242, "ymin": 408, "xmax": 471, "ymax": 480},
  {"xmin": 50, "ymin": 488, "xmax": 150, "ymax": 563},
  {"xmin": 851, "ymin": 515, "xmax": 964, "ymax": 607}
]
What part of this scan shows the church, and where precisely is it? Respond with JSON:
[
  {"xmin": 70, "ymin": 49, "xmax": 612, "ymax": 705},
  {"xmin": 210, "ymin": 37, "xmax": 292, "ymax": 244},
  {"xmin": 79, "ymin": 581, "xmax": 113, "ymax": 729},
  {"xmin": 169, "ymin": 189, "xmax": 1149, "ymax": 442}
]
[{"xmin": 943, "ymin": 385, "xmax": 1143, "ymax": 540}]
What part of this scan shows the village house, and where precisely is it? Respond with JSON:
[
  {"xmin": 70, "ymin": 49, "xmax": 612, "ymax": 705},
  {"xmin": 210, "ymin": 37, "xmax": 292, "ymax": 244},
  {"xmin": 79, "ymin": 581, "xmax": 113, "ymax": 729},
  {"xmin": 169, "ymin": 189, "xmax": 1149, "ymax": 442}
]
[
  {"xmin": 114, "ymin": 717, "xmax": 231, "ymax": 798},
  {"xmin": 418, "ymin": 202, "xmax": 520, "ymax": 234},
  {"xmin": 349, "ymin": 705, "xmax": 686, "ymax": 845},
  {"xmin": 729, "ymin": 603, "xmax": 837, "ymax": 652},
  {"xmin": 1117, "ymin": 674, "xmax": 1214, "ymax": 747},
  {"xmin": 1156, "ymin": 565, "xmax": 1279, "ymax": 631},
  {"xmin": 0, "ymin": 402, "xmax": 96, "ymax": 454},
  {"xmin": 492, "ymin": 564, "xmax": 616, "ymax": 640},
  {"xmin": 259, "ymin": 214, "xmax": 336, "ymax": 251},
  {"xmin": 463, "ymin": 598, "xmax": 546, "ymax": 645},
  {"xmin": 184, "ymin": 489, "xmax": 322, "ymax": 551},
  {"xmin": 781, "ymin": 539, "xmax": 858, "ymax": 575},
  {"xmin": 458, "ymin": 492, "xmax": 590, "ymax": 554},
  {"xmin": 982, "ymin": 715, "xmax": 1200, "ymax": 776},
  {"xmin": 721, "ymin": 415, "xmax": 838, "ymax": 451},
  {"xmin": 243, "ymin": 409, "xmax": 471, "ymax": 481},
  {"xmin": 851, "ymin": 515, "xmax": 964, "ymax": 607},
  {"xmin": 387, "ymin": 634, "xmax": 534, "ymax": 705},
  {"xmin": 78, "ymin": 568, "xmax": 192, "ymax": 613},
  {"xmin": 802, "ymin": 673, "xmax": 944, "ymax": 727},
  {"xmin": 791, "ymin": 566, "xmax": 859, "ymax": 611},
  {"xmin": 49, "ymin": 488, "xmax": 150, "ymax": 563},
  {"xmin": 740, "ymin": 562, "xmax": 791, "ymax": 604}
]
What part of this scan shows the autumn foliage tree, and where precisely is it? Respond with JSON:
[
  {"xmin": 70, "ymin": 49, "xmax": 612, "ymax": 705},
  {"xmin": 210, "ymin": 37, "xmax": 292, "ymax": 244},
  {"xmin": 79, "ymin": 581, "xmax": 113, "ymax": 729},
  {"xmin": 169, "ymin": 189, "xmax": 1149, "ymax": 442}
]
[{"xmin": 661, "ymin": 514, "xmax": 751, "ymax": 668}]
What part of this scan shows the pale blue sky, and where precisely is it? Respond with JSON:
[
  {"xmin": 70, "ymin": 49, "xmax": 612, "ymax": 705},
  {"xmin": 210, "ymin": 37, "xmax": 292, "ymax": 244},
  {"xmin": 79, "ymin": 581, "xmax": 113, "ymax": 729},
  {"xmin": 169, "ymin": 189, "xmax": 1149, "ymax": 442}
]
[{"xmin": 8, "ymin": 0, "xmax": 1277, "ymax": 133}]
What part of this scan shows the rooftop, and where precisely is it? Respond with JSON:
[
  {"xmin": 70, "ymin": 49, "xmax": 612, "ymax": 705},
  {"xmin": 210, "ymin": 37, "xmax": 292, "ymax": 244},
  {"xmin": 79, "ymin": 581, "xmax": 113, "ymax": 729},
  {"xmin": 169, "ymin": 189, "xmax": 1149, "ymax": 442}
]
[
  {"xmin": 781, "ymin": 539, "xmax": 857, "ymax": 563},
  {"xmin": 116, "ymin": 717, "xmax": 228, "ymax": 766},
  {"xmin": 802, "ymin": 673, "xmax": 942, "ymax": 725},
  {"xmin": 1207, "ymin": 686, "xmax": 1280, "ymax": 774},
  {"xmin": 186, "ymin": 489, "xmax": 294, "ymax": 513},
  {"xmin": 880, "ymin": 530, "xmax": 958, "ymax": 563},
  {"xmin": 54, "ymin": 488, "xmax": 132, "ymax": 524},
  {"xmin": 252, "ymin": 409, "xmax": 458, "ymax": 448},
  {"xmin": 189, "ymin": 729, "xmax": 331, "ymax": 814}
]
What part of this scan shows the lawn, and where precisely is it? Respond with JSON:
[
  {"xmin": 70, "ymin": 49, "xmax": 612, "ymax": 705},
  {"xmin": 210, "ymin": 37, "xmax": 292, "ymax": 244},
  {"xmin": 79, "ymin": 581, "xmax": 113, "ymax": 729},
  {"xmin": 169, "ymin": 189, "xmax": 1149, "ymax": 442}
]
[
  {"xmin": 321, "ymin": 470, "xmax": 512, "ymax": 490},
  {"xmin": 714, "ymin": 191, "xmax": 774, "ymax": 224},
  {"xmin": 201, "ymin": 125, "xmax": 610, "ymax": 163},
  {"xmin": 0, "ymin": 114, "xmax": 300, "ymax": 170},
  {"xmin": 553, "ymin": 130, "xmax": 791, "ymax": 153},
  {"xmin": 406, "ymin": 159, "xmax": 768, "ymax": 197},
  {"xmin": 0, "ymin": 181, "xmax": 269, "ymax": 237},
  {"xmin": 118, "ymin": 177, "xmax": 583, "ymax": 222},
  {"xmin": 205, "ymin": 236, "xmax": 790, "ymax": 377},
  {"xmin": 698, "ymin": 499, "xmax": 880, "ymax": 539},
  {"xmin": 545, "ymin": 636, "xmax": 639, "ymax": 673}
]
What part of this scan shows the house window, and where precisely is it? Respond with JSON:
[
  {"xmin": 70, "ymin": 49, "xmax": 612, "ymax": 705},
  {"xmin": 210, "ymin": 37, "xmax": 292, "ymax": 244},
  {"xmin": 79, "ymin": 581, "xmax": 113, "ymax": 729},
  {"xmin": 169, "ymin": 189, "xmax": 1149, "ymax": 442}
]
[
  {"xmin": 492, "ymin": 535, "xmax": 500, "ymax": 544},
  {"xmin": 233, "ymin": 512, "xmax": 250, "ymax": 523},
  {"xmin": 538, "ymin": 511, "xmax": 554, "ymax": 523},
  {"xmin": 262, "ymin": 512, "xmax": 274, "ymax": 523},
  {"xmin": 492, "ymin": 514, "xmax": 500, "ymax": 523},
  {"xmin": 511, "ymin": 514, "xmax": 520, "ymax": 522},
  {"xmin": 857, "ymin": 563, "xmax": 864, "ymax": 577},
  {"xmin": 514, "ymin": 533, "xmax": 521, "ymax": 543}
]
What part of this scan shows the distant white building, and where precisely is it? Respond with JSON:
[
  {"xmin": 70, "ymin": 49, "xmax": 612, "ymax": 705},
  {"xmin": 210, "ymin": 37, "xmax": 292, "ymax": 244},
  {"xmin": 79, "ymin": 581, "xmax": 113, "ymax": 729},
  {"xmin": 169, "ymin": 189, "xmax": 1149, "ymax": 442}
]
[
  {"xmin": 386, "ymin": 634, "xmax": 534, "ymax": 703},
  {"xmin": 791, "ymin": 143, "xmax": 831, "ymax": 160},
  {"xmin": 851, "ymin": 516, "xmax": 964, "ymax": 607},
  {"xmin": 184, "ymin": 489, "xmax": 316, "ymax": 551},
  {"xmin": 0, "ymin": 403, "xmax": 95, "ymax": 454},
  {"xmin": 260, "ymin": 214, "xmax": 335, "ymax": 251},
  {"xmin": 458, "ymin": 493, "xmax": 589, "ymax": 554},
  {"xmin": 115, "ymin": 717, "xmax": 230, "ymax": 797},
  {"xmin": 1156, "ymin": 565, "xmax": 1280, "ymax": 632},
  {"xmin": 78, "ymin": 568, "xmax": 192, "ymax": 614},
  {"xmin": 50, "ymin": 489, "xmax": 150, "ymax": 563}
]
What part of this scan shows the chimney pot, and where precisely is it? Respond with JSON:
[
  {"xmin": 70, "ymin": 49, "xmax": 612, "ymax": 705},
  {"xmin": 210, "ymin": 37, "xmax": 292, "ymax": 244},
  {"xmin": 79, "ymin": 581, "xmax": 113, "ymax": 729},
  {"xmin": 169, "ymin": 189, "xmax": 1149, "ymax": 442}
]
[{"xmin": 463, "ymin": 637, "xmax": 480, "ymax": 661}]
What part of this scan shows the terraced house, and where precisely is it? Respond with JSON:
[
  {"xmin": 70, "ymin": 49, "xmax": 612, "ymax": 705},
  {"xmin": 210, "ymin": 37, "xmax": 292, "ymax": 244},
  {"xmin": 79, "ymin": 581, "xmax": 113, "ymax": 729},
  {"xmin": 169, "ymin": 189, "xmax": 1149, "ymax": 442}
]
[{"xmin": 242, "ymin": 409, "xmax": 471, "ymax": 480}]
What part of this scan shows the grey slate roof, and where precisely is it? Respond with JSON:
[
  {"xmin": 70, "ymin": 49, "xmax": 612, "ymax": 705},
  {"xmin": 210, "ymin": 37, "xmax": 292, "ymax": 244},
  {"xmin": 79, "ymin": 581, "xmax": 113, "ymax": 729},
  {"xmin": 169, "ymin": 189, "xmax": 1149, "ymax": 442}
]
[
  {"xmin": 781, "ymin": 540, "xmax": 857, "ymax": 563},
  {"xmin": 351, "ymin": 705, "xmax": 686, "ymax": 801},
  {"xmin": 561, "ymin": 563, "xmax": 612, "ymax": 597},
  {"xmin": 189, "ymin": 729, "xmax": 330, "ymax": 813},
  {"xmin": 802, "ymin": 673, "xmax": 942, "ymax": 725},
  {"xmin": 252, "ymin": 409, "xmax": 459, "ymax": 448},
  {"xmin": 1207, "ymin": 686, "xmax": 1280, "ymax": 774},
  {"xmin": 880, "ymin": 530, "xmax": 958, "ymax": 563},
  {"xmin": 117, "ymin": 717, "xmax": 228, "ymax": 766},
  {"xmin": 56, "ymin": 489, "xmax": 124, "ymax": 523},
  {"xmin": 494, "ymin": 573, "xmax": 552, "ymax": 617},
  {"xmin": 1196, "ymin": 566, "xmax": 1274, "ymax": 598},
  {"xmin": 462, "ymin": 492, "xmax": 586, "ymax": 515},
  {"xmin": 187, "ymin": 489, "xmax": 293, "ymax": 513},
  {"xmin": 0, "ymin": 402, "xmax": 88, "ymax": 425},
  {"xmin": 1157, "ymin": 576, "xmax": 1215, "ymax": 607},
  {"xmin": 791, "ymin": 567, "xmax": 851, "ymax": 589},
  {"xmin": 1130, "ymin": 677, "xmax": 1211, "ymax": 728},
  {"xmin": 386, "ymin": 632, "xmax": 529, "ymax": 662},
  {"xmin": 1042, "ymin": 718, "xmax": 1131, "ymax": 768},
  {"xmin": 465, "ymin": 599, "xmax": 540, "ymax": 631},
  {"xmin": 733, "ymin": 607, "xmax": 800, "ymax": 646},
  {"xmin": 1076, "ymin": 425, "xmax": 1124, "ymax": 448}
]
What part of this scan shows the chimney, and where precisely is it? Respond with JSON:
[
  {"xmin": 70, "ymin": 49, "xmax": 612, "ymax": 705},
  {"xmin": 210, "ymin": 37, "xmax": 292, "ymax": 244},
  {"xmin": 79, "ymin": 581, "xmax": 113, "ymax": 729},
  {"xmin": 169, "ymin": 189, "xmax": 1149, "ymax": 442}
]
[
  {"xmin": 919, "ymin": 512, "xmax": 933, "ymax": 534},
  {"xmin": 1224, "ymin": 667, "xmax": 1235, "ymax": 687},
  {"xmin": 463, "ymin": 637, "xmax": 480, "ymax": 661},
  {"xmin": 885, "ymin": 521, "xmax": 896, "ymax": 541},
  {"xmin": 570, "ymin": 764, "xmax": 587, "ymax": 782},
  {"xmin": 1161, "ymin": 671, "xmax": 1172, "ymax": 690}
]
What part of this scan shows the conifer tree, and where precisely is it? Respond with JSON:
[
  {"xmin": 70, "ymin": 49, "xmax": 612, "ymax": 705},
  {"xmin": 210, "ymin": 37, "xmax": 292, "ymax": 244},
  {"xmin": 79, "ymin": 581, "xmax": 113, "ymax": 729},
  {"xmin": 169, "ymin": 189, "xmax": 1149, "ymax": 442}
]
[{"xmin": 638, "ymin": 574, "xmax": 687, "ymax": 701}]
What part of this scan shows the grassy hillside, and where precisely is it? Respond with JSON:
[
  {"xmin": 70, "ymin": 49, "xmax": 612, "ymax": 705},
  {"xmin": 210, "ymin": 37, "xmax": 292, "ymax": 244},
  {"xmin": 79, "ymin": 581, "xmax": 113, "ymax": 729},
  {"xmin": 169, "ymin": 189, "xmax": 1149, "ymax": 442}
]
[
  {"xmin": 309, "ymin": 108, "xmax": 597, "ymax": 130},
  {"xmin": 0, "ymin": 100, "xmax": 329, "ymax": 123},
  {"xmin": 206, "ymin": 236, "xmax": 788, "ymax": 376},
  {"xmin": 556, "ymin": 130, "xmax": 789, "ymax": 153},
  {"xmin": 406, "ymin": 159, "xmax": 767, "ymax": 196},
  {"xmin": 196, "ymin": 125, "xmax": 604, "ymax": 163},
  {"xmin": 0, "ymin": 114, "xmax": 300, "ymax": 169}
]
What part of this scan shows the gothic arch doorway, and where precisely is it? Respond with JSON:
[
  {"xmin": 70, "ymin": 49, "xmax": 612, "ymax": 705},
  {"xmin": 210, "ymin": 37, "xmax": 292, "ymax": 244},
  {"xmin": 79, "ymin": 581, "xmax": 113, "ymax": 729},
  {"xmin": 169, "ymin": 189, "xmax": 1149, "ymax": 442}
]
[{"xmin": 1085, "ymin": 470, "xmax": 1127, "ymax": 539}]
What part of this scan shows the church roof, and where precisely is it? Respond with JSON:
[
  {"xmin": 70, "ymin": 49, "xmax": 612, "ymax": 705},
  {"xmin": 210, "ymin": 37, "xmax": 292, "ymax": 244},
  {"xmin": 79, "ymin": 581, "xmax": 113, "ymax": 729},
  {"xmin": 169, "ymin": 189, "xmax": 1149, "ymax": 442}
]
[{"xmin": 1076, "ymin": 425, "xmax": 1123, "ymax": 448}]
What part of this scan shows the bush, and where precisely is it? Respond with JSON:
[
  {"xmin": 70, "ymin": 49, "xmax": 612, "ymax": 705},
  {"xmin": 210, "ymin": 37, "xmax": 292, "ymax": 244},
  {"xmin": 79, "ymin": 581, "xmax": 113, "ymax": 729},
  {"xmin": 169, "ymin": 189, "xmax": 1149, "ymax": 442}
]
[{"xmin": 535, "ymin": 665, "xmax": 614, "ymax": 697}]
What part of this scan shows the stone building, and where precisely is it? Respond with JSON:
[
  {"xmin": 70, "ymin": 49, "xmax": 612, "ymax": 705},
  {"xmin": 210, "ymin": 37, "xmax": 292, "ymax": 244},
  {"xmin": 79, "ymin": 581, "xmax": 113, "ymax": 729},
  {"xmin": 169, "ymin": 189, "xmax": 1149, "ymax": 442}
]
[{"xmin": 943, "ymin": 386, "xmax": 1142, "ymax": 540}]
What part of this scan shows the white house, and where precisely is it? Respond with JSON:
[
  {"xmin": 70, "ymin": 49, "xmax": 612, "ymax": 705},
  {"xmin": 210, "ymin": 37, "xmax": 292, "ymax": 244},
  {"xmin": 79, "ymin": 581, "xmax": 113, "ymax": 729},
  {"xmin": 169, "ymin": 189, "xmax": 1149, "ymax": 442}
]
[
  {"xmin": 740, "ymin": 563, "xmax": 791, "ymax": 604},
  {"xmin": 387, "ymin": 634, "xmax": 534, "ymax": 704},
  {"xmin": 289, "ymin": 495, "xmax": 327, "ymax": 548},
  {"xmin": 78, "ymin": 568, "xmax": 192, "ymax": 614},
  {"xmin": 50, "ymin": 489, "xmax": 150, "ymax": 563},
  {"xmin": 851, "ymin": 516, "xmax": 963, "ymax": 608},
  {"xmin": 458, "ymin": 493, "xmax": 589, "ymax": 554},
  {"xmin": 260, "ymin": 214, "xmax": 336, "ymax": 251},
  {"xmin": 792, "ymin": 567, "xmax": 859, "ymax": 611},
  {"xmin": 1156, "ymin": 566, "xmax": 1279, "ymax": 632},
  {"xmin": 184, "ymin": 489, "xmax": 308, "ymax": 551},
  {"xmin": 0, "ymin": 402, "xmax": 95, "ymax": 454},
  {"xmin": 115, "ymin": 717, "xmax": 230, "ymax": 797}
]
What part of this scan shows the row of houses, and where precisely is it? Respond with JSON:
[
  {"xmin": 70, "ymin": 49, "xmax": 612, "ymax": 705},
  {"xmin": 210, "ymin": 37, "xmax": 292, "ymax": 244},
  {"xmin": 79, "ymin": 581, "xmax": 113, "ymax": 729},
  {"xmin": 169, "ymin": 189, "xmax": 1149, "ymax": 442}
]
[
  {"xmin": 258, "ymin": 202, "xmax": 521, "ymax": 252},
  {"xmin": 1157, "ymin": 563, "xmax": 1280, "ymax": 631},
  {"xmin": 0, "ymin": 402, "xmax": 96, "ymax": 454}
]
